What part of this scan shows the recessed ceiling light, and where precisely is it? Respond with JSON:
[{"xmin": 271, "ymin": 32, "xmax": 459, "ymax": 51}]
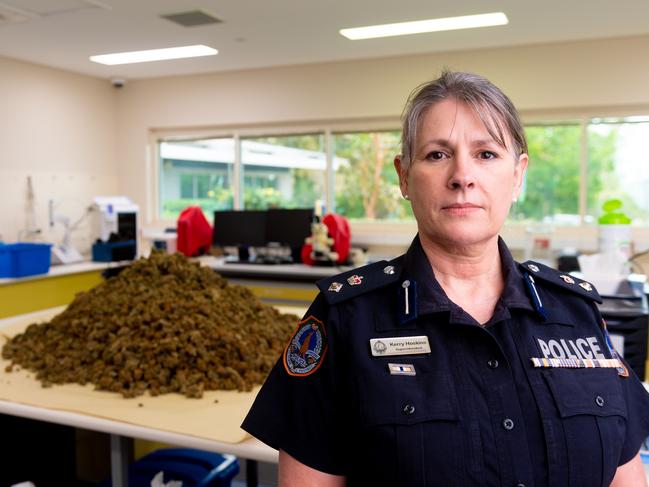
[
  {"xmin": 90, "ymin": 45, "xmax": 217, "ymax": 65},
  {"xmin": 340, "ymin": 12, "xmax": 508, "ymax": 40}
]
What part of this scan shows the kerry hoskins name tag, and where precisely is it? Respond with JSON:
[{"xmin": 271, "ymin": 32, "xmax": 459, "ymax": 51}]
[{"xmin": 370, "ymin": 336, "xmax": 431, "ymax": 357}]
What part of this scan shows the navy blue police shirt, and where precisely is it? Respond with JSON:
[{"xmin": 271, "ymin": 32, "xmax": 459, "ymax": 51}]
[{"xmin": 242, "ymin": 235, "xmax": 649, "ymax": 486}]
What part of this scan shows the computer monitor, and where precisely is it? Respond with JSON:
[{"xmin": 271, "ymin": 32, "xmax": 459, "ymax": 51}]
[
  {"xmin": 212, "ymin": 210, "xmax": 267, "ymax": 248},
  {"xmin": 266, "ymin": 208, "xmax": 314, "ymax": 247}
]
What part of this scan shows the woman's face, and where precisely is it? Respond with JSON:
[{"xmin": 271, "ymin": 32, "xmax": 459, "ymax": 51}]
[{"xmin": 396, "ymin": 98, "xmax": 528, "ymax": 249}]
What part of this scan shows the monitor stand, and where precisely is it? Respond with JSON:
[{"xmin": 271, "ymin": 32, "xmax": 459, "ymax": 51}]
[{"xmin": 237, "ymin": 245, "xmax": 250, "ymax": 262}]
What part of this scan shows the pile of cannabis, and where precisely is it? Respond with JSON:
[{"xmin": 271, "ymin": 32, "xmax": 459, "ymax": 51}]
[{"xmin": 2, "ymin": 252, "xmax": 298, "ymax": 398}]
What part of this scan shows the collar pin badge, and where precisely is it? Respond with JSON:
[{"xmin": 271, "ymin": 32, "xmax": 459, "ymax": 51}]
[
  {"xmin": 347, "ymin": 274, "xmax": 363, "ymax": 286},
  {"xmin": 528, "ymin": 264, "xmax": 540, "ymax": 273},
  {"xmin": 328, "ymin": 282, "xmax": 343, "ymax": 293},
  {"xmin": 579, "ymin": 282, "xmax": 593, "ymax": 292},
  {"xmin": 383, "ymin": 265, "xmax": 395, "ymax": 275},
  {"xmin": 560, "ymin": 274, "xmax": 575, "ymax": 284},
  {"xmin": 402, "ymin": 279, "xmax": 411, "ymax": 315}
]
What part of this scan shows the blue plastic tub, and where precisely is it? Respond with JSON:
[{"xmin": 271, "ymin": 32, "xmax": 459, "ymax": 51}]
[
  {"xmin": 100, "ymin": 448, "xmax": 240, "ymax": 487},
  {"xmin": 0, "ymin": 243, "xmax": 52, "ymax": 278}
]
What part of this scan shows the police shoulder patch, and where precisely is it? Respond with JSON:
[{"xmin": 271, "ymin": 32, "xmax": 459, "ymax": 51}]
[
  {"xmin": 316, "ymin": 257, "xmax": 403, "ymax": 305},
  {"xmin": 283, "ymin": 315, "xmax": 328, "ymax": 377},
  {"xmin": 519, "ymin": 260, "xmax": 602, "ymax": 303}
]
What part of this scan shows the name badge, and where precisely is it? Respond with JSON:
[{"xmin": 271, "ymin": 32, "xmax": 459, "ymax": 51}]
[{"xmin": 370, "ymin": 336, "xmax": 431, "ymax": 357}]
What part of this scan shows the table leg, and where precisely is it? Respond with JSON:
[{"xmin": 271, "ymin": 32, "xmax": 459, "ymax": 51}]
[
  {"xmin": 110, "ymin": 434, "xmax": 130, "ymax": 487},
  {"xmin": 246, "ymin": 459, "xmax": 259, "ymax": 487}
]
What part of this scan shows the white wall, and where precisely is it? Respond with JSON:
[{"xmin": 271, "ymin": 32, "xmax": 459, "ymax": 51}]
[
  {"xmin": 0, "ymin": 56, "xmax": 118, "ymax": 252},
  {"xmin": 116, "ymin": 34, "xmax": 649, "ymax": 233},
  {"xmin": 5, "ymin": 35, "xmax": 649, "ymax": 255}
]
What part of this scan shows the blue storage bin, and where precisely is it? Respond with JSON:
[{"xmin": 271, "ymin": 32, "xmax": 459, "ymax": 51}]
[
  {"xmin": 0, "ymin": 243, "xmax": 52, "ymax": 278},
  {"xmin": 101, "ymin": 448, "xmax": 239, "ymax": 487}
]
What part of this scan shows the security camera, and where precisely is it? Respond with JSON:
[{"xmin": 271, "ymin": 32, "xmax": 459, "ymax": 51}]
[{"xmin": 111, "ymin": 77, "xmax": 126, "ymax": 89}]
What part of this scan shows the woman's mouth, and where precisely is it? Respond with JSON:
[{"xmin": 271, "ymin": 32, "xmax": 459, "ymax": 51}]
[{"xmin": 442, "ymin": 203, "xmax": 482, "ymax": 215}]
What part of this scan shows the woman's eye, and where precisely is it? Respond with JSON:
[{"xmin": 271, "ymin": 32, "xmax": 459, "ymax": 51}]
[
  {"xmin": 426, "ymin": 151, "xmax": 445, "ymax": 160},
  {"xmin": 479, "ymin": 151, "xmax": 497, "ymax": 160}
]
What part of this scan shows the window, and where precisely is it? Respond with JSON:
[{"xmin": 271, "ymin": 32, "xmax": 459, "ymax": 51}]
[
  {"xmin": 587, "ymin": 118, "xmax": 649, "ymax": 225},
  {"xmin": 156, "ymin": 115, "xmax": 649, "ymax": 228},
  {"xmin": 159, "ymin": 138, "xmax": 234, "ymax": 220},
  {"xmin": 241, "ymin": 134, "xmax": 326, "ymax": 210},
  {"xmin": 333, "ymin": 131, "xmax": 411, "ymax": 220}
]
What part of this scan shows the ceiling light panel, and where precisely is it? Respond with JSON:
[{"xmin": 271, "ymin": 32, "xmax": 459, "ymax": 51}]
[
  {"xmin": 90, "ymin": 45, "xmax": 218, "ymax": 65},
  {"xmin": 340, "ymin": 12, "xmax": 509, "ymax": 40},
  {"xmin": 0, "ymin": 0, "xmax": 109, "ymax": 16}
]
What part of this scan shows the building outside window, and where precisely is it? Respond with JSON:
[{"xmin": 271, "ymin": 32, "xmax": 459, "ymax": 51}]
[
  {"xmin": 159, "ymin": 138, "xmax": 235, "ymax": 219},
  {"xmin": 241, "ymin": 134, "xmax": 327, "ymax": 210}
]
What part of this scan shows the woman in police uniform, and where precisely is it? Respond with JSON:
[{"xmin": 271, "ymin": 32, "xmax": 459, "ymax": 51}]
[{"xmin": 242, "ymin": 71, "xmax": 649, "ymax": 486}]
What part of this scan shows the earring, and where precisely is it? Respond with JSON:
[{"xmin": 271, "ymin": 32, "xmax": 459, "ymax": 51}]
[
  {"xmin": 512, "ymin": 196, "xmax": 518, "ymax": 203},
  {"xmin": 403, "ymin": 194, "xmax": 410, "ymax": 200}
]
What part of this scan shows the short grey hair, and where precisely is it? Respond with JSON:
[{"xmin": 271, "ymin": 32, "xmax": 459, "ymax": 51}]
[{"xmin": 399, "ymin": 70, "xmax": 527, "ymax": 170}]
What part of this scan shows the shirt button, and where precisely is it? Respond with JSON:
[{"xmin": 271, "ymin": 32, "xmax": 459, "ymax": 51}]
[
  {"xmin": 487, "ymin": 359, "xmax": 499, "ymax": 369},
  {"xmin": 403, "ymin": 404, "xmax": 416, "ymax": 415},
  {"xmin": 595, "ymin": 395, "xmax": 605, "ymax": 407},
  {"xmin": 502, "ymin": 418, "xmax": 515, "ymax": 430},
  {"xmin": 516, "ymin": 483, "xmax": 526, "ymax": 487}
]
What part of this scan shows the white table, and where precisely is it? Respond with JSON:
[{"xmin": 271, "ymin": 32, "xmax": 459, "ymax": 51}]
[{"xmin": 0, "ymin": 307, "xmax": 283, "ymax": 486}]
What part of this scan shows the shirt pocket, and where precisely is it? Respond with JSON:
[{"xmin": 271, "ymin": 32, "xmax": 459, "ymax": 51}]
[
  {"xmin": 543, "ymin": 368, "xmax": 627, "ymax": 487},
  {"xmin": 356, "ymin": 370, "xmax": 466, "ymax": 487}
]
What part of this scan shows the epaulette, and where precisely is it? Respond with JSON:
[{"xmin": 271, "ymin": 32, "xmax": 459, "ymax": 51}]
[
  {"xmin": 519, "ymin": 260, "xmax": 602, "ymax": 303},
  {"xmin": 316, "ymin": 258, "xmax": 403, "ymax": 305}
]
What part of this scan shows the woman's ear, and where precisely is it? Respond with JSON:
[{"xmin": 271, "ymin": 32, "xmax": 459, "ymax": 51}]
[
  {"xmin": 394, "ymin": 155, "xmax": 409, "ymax": 199},
  {"xmin": 513, "ymin": 153, "xmax": 528, "ymax": 200}
]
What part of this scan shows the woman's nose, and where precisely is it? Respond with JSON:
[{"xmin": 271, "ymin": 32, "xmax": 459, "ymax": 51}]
[{"xmin": 447, "ymin": 155, "xmax": 475, "ymax": 190}]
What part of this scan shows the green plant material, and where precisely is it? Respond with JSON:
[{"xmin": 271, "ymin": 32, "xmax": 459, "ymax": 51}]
[{"xmin": 2, "ymin": 252, "xmax": 297, "ymax": 398}]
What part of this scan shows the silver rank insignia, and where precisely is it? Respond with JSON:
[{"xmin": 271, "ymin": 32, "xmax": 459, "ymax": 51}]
[
  {"xmin": 383, "ymin": 265, "xmax": 395, "ymax": 275},
  {"xmin": 579, "ymin": 282, "xmax": 593, "ymax": 292},
  {"xmin": 528, "ymin": 264, "xmax": 540, "ymax": 273},
  {"xmin": 328, "ymin": 282, "xmax": 343, "ymax": 293},
  {"xmin": 560, "ymin": 274, "xmax": 575, "ymax": 284},
  {"xmin": 347, "ymin": 274, "xmax": 363, "ymax": 286}
]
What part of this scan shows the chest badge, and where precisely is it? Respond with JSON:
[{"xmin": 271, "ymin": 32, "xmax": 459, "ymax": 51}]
[
  {"xmin": 347, "ymin": 274, "xmax": 363, "ymax": 286},
  {"xmin": 388, "ymin": 363, "xmax": 416, "ymax": 376},
  {"xmin": 531, "ymin": 357, "xmax": 624, "ymax": 370},
  {"xmin": 370, "ymin": 336, "xmax": 431, "ymax": 357}
]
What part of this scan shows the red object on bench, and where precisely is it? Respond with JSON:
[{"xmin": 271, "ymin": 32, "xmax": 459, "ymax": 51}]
[{"xmin": 177, "ymin": 206, "xmax": 213, "ymax": 257}]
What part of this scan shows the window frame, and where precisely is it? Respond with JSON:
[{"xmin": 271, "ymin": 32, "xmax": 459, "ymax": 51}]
[{"xmin": 148, "ymin": 106, "xmax": 649, "ymax": 252}]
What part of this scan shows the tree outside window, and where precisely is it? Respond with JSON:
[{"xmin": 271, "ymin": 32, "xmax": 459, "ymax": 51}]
[{"xmin": 333, "ymin": 131, "xmax": 411, "ymax": 220}]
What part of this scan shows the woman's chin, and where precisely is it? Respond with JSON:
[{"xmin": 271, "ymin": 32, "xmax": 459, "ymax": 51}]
[{"xmin": 422, "ymin": 224, "xmax": 499, "ymax": 249}]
